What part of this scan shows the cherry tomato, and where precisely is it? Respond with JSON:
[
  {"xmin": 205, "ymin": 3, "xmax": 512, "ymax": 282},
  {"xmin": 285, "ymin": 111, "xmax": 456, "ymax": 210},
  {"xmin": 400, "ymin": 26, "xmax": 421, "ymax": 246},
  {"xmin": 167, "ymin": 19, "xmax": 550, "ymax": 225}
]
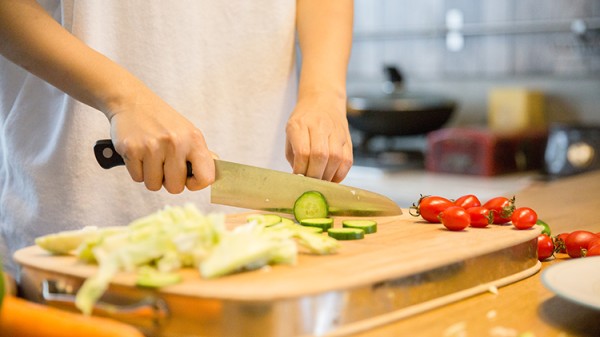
[
  {"xmin": 482, "ymin": 196, "xmax": 515, "ymax": 224},
  {"xmin": 409, "ymin": 195, "xmax": 454, "ymax": 223},
  {"xmin": 586, "ymin": 245, "xmax": 600, "ymax": 257},
  {"xmin": 511, "ymin": 207, "xmax": 538, "ymax": 230},
  {"xmin": 439, "ymin": 206, "xmax": 470, "ymax": 231},
  {"xmin": 588, "ymin": 238, "xmax": 600, "ymax": 251},
  {"xmin": 454, "ymin": 194, "xmax": 481, "ymax": 209},
  {"xmin": 554, "ymin": 233, "xmax": 570, "ymax": 254},
  {"xmin": 537, "ymin": 234, "xmax": 554, "ymax": 261},
  {"xmin": 565, "ymin": 230, "xmax": 599, "ymax": 258},
  {"xmin": 466, "ymin": 206, "xmax": 493, "ymax": 228}
]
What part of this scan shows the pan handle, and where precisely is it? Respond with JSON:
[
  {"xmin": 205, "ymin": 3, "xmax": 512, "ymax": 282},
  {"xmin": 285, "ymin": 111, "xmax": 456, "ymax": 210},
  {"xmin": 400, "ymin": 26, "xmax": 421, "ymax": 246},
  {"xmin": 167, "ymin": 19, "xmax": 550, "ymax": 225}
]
[{"xmin": 41, "ymin": 279, "xmax": 169, "ymax": 324}]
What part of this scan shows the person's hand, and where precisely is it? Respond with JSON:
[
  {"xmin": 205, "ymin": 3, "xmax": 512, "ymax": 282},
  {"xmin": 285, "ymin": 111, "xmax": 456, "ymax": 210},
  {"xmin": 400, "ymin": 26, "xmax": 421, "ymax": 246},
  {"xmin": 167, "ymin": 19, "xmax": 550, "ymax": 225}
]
[
  {"xmin": 108, "ymin": 84, "xmax": 216, "ymax": 193},
  {"xmin": 285, "ymin": 93, "xmax": 353, "ymax": 182}
]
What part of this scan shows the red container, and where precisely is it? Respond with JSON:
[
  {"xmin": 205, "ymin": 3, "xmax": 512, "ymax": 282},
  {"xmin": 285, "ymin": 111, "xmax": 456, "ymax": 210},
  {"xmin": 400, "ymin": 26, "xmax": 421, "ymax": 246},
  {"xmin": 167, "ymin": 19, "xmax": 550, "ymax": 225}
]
[{"xmin": 425, "ymin": 127, "xmax": 547, "ymax": 176}]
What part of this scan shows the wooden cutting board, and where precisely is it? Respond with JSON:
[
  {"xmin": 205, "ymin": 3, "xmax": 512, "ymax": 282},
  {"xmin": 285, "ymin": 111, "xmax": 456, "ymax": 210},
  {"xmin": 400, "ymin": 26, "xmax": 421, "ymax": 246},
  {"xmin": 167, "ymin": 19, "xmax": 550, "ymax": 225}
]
[{"xmin": 15, "ymin": 211, "xmax": 541, "ymax": 302}]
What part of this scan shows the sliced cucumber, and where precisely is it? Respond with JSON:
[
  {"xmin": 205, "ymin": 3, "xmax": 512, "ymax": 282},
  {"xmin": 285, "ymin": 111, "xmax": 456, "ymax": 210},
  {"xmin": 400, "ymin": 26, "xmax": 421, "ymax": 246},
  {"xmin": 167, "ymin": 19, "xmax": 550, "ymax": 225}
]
[
  {"xmin": 328, "ymin": 228, "xmax": 365, "ymax": 240},
  {"xmin": 300, "ymin": 217, "xmax": 334, "ymax": 232},
  {"xmin": 246, "ymin": 214, "xmax": 282, "ymax": 227},
  {"xmin": 342, "ymin": 220, "xmax": 377, "ymax": 234},
  {"xmin": 279, "ymin": 217, "xmax": 296, "ymax": 226},
  {"xmin": 301, "ymin": 226, "xmax": 324, "ymax": 234},
  {"xmin": 329, "ymin": 208, "xmax": 380, "ymax": 217},
  {"xmin": 293, "ymin": 191, "xmax": 329, "ymax": 222}
]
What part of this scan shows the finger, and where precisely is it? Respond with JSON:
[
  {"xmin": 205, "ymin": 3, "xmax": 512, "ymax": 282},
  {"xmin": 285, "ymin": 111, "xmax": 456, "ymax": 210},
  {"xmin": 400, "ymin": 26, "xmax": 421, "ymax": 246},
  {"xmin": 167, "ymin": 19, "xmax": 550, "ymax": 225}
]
[
  {"xmin": 321, "ymin": 135, "xmax": 344, "ymax": 182},
  {"xmin": 305, "ymin": 130, "xmax": 328, "ymax": 179},
  {"xmin": 286, "ymin": 124, "xmax": 310, "ymax": 175},
  {"xmin": 162, "ymin": 149, "xmax": 187, "ymax": 194},
  {"xmin": 331, "ymin": 141, "xmax": 353, "ymax": 183},
  {"xmin": 186, "ymin": 149, "xmax": 215, "ymax": 191},
  {"xmin": 114, "ymin": 140, "xmax": 144, "ymax": 182},
  {"xmin": 123, "ymin": 156, "xmax": 144, "ymax": 183},
  {"xmin": 141, "ymin": 141, "xmax": 165, "ymax": 191}
]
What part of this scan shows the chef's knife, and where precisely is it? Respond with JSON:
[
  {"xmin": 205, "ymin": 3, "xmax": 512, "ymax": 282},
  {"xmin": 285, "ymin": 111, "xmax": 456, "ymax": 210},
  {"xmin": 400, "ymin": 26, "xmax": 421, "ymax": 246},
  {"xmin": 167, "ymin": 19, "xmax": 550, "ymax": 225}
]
[{"xmin": 94, "ymin": 139, "xmax": 402, "ymax": 216}]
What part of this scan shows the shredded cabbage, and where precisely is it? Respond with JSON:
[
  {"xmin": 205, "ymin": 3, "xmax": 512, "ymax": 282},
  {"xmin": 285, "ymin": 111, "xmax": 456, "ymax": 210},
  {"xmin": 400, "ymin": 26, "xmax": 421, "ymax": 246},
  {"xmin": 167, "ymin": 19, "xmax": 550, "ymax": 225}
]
[{"xmin": 35, "ymin": 204, "xmax": 339, "ymax": 315}]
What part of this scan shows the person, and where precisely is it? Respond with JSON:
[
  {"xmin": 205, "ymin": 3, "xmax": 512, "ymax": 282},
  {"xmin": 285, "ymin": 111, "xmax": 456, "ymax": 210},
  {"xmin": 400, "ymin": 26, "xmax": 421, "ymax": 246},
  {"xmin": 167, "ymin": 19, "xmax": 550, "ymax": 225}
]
[{"xmin": 0, "ymin": 0, "xmax": 353, "ymax": 287}]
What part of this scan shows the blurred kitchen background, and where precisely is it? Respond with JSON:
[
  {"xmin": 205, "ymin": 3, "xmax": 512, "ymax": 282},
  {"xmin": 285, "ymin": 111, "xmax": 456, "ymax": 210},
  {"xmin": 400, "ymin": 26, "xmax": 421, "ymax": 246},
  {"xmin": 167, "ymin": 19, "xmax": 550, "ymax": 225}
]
[{"xmin": 343, "ymin": 0, "xmax": 600, "ymax": 207}]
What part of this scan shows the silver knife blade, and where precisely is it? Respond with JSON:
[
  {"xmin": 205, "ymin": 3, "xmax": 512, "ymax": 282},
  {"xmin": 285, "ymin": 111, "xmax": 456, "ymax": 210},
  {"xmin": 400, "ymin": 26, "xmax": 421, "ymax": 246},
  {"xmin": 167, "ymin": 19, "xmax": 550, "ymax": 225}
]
[
  {"xmin": 93, "ymin": 139, "xmax": 402, "ymax": 216},
  {"xmin": 211, "ymin": 160, "xmax": 402, "ymax": 216}
]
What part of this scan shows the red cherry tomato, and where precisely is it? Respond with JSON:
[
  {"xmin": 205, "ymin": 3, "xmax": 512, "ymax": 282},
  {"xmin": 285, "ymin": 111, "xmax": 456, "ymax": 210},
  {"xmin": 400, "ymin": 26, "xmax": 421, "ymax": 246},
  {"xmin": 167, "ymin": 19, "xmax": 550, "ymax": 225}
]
[
  {"xmin": 482, "ymin": 196, "xmax": 515, "ymax": 224},
  {"xmin": 454, "ymin": 194, "xmax": 481, "ymax": 209},
  {"xmin": 554, "ymin": 232, "xmax": 570, "ymax": 253},
  {"xmin": 511, "ymin": 207, "xmax": 538, "ymax": 230},
  {"xmin": 537, "ymin": 234, "xmax": 554, "ymax": 261},
  {"xmin": 466, "ymin": 206, "xmax": 493, "ymax": 228},
  {"xmin": 410, "ymin": 195, "xmax": 454, "ymax": 223},
  {"xmin": 565, "ymin": 230, "xmax": 599, "ymax": 258},
  {"xmin": 586, "ymin": 245, "xmax": 600, "ymax": 257},
  {"xmin": 588, "ymin": 238, "xmax": 600, "ymax": 251},
  {"xmin": 439, "ymin": 206, "xmax": 470, "ymax": 231}
]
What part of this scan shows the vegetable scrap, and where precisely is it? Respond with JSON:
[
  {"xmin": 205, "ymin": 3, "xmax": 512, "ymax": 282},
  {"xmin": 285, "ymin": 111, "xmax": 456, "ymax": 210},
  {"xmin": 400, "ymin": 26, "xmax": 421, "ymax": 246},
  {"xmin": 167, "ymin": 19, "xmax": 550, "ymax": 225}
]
[{"xmin": 35, "ymin": 204, "xmax": 340, "ymax": 315}]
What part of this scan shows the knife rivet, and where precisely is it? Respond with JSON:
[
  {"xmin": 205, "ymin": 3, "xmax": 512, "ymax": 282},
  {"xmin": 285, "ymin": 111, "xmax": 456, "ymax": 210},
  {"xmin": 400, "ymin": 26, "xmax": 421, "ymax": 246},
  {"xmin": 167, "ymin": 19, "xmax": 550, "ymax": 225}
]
[{"xmin": 102, "ymin": 147, "xmax": 114, "ymax": 159}]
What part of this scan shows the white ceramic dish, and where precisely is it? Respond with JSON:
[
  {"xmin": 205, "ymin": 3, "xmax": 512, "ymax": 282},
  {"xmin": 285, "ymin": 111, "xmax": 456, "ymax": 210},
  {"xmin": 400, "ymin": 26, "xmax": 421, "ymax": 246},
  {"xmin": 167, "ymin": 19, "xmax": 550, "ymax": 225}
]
[{"xmin": 541, "ymin": 256, "xmax": 600, "ymax": 310}]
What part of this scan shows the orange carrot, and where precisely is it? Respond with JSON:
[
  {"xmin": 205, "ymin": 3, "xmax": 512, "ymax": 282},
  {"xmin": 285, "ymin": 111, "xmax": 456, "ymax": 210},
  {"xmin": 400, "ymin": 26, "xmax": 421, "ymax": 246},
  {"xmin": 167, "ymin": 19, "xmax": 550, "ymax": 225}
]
[{"xmin": 0, "ymin": 296, "xmax": 145, "ymax": 337}]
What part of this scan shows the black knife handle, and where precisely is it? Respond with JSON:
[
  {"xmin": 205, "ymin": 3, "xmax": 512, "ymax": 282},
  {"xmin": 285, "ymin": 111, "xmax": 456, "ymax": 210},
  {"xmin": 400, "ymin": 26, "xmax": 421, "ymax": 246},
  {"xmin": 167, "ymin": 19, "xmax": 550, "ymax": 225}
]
[{"xmin": 94, "ymin": 139, "xmax": 193, "ymax": 177}]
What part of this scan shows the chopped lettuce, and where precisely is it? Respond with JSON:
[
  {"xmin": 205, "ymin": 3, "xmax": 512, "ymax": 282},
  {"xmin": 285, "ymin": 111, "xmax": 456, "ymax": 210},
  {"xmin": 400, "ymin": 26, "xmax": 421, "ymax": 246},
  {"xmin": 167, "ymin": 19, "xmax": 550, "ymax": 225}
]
[
  {"xmin": 35, "ymin": 226, "xmax": 126, "ymax": 255},
  {"xmin": 200, "ymin": 221, "xmax": 298, "ymax": 278},
  {"xmin": 35, "ymin": 205, "xmax": 340, "ymax": 315}
]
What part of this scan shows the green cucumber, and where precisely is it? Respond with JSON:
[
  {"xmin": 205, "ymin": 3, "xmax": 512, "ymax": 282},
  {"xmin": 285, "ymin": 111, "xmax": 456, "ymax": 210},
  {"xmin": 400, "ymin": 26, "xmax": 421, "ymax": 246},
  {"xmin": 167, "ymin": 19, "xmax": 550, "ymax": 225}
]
[
  {"xmin": 279, "ymin": 217, "xmax": 296, "ymax": 226},
  {"xmin": 342, "ymin": 220, "xmax": 377, "ymax": 234},
  {"xmin": 300, "ymin": 217, "xmax": 334, "ymax": 232},
  {"xmin": 293, "ymin": 191, "xmax": 329, "ymax": 222},
  {"xmin": 247, "ymin": 214, "xmax": 283, "ymax": 227},
  {"xmin": 301, "ymin": 226, "xmax": 324, "ymax": 234},
  {"xmin": 328, "ymin": 228, "xmax": 365, "ymax": 240}
]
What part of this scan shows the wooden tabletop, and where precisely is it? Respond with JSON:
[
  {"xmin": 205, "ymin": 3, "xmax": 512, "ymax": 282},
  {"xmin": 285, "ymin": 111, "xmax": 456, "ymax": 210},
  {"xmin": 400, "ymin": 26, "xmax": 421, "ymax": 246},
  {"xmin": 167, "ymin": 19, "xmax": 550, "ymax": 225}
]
[{"xmin": 351, "ymin": 170, "xmax": 600, "ymax": 337}]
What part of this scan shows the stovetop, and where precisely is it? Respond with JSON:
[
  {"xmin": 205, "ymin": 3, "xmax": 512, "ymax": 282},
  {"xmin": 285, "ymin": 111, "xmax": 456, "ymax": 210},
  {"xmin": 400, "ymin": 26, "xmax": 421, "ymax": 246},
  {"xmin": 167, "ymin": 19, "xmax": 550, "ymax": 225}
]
[{"xmin": 351, "ymin": 131, "xmax": 427, "ymax": 170}]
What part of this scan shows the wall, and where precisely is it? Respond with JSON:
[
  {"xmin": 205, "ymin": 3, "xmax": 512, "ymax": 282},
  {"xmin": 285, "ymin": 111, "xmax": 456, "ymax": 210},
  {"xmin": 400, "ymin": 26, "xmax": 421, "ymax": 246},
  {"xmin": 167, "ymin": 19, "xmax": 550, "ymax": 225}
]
[{"xmin": 348, "ymin": 0, "xmax": 600, "ymax": 127}]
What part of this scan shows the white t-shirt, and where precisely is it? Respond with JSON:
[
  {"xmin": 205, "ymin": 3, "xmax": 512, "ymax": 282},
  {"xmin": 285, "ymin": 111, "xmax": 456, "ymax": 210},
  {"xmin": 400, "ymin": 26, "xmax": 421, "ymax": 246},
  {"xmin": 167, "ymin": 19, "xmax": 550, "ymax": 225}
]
[{"xmin": 0, "ymin": 0, "xmax": 298, "ymax": 275}]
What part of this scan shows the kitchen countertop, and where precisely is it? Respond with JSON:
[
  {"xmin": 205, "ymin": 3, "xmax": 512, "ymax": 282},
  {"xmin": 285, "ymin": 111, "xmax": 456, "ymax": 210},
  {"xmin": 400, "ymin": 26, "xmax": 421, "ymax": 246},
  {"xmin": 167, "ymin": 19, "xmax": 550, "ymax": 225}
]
[{"xmin": 348, "ymin": 169, "xmax": 600, "ymax": 337}]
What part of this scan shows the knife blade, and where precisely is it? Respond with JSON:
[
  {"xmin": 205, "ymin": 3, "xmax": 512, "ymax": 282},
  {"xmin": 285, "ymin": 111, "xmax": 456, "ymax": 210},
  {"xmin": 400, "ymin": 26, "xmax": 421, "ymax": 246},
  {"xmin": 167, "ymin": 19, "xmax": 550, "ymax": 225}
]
[{"xmin": 94, "ymin": 139, "xmax": 402, "ymax": 216}]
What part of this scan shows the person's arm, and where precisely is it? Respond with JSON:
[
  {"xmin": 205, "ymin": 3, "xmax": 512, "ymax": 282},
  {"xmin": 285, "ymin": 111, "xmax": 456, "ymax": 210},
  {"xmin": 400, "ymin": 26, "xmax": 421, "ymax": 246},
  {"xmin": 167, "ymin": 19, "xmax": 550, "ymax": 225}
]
[
  {"xmin": 286, "ymin": 0, "xmax": 354, "ymax": 182},
  {"xmin": 0, "ymin": 0, "xmax": 214, "ymax": 193}
]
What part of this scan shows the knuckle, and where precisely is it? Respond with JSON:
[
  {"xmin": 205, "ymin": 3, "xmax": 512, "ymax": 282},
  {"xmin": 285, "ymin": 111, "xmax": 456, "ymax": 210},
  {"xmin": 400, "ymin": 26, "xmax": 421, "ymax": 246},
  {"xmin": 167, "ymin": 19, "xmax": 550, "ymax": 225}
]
[
  {"xmin": 342, "ymin": 156, "xmax": 354, "ymax": 169},
  {"xmin": 143, "ymin": 138, "xmax": 161, "ymax": 153},
  {"xmin": 311, "ymin": 149, "xmax": 328, "ymax": 163},
  {"xmin": 295, "ymin": 147, "xmax": 311, "ymax": 161}
]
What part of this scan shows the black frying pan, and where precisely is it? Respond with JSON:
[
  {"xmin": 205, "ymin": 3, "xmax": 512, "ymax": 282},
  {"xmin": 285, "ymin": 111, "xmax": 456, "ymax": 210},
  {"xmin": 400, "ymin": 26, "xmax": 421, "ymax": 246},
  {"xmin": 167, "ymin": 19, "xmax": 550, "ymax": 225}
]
[{"xmin": 347, "ymin": 66, "xmax": 456, "ymax": 137}]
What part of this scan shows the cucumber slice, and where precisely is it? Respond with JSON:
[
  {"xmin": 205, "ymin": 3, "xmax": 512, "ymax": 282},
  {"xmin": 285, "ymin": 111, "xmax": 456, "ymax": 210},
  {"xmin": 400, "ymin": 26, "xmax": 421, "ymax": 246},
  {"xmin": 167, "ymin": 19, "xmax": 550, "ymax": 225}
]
[
  {"xmin": 328, "ymin": 228, "xmax": 365, "ymax": 240},
  {"xmin": 300, "ymin": 217, "xmax": 334, "ymax": 232},
  {"xmin": 279, "ymin": 217, "xmax": 296, "ymax": 226},
  {"xmin": 301, "ymin": 226, "xmax": 324, "ymax": 234},
  {"xmin": 293, "ymin": 191, "xmax": 329, "ymax": 222},
  {"xmin": 246, "ymin": 214, "xmax": 282, "ymax": 227},
  {"xmin": 342, "ymin": 220, "xmax": 377, "ymax": 234}
]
